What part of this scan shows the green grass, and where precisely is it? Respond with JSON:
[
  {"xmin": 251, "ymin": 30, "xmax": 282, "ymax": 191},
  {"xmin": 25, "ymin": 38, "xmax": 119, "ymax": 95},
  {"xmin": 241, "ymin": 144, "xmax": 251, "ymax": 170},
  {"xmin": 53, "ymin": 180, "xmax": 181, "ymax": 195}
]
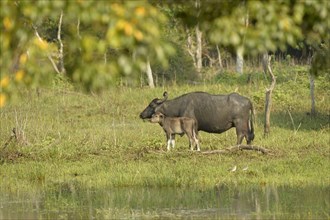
[{"xmin": 0, "ymin": 66, "xmax": 329, "ymax": 193}]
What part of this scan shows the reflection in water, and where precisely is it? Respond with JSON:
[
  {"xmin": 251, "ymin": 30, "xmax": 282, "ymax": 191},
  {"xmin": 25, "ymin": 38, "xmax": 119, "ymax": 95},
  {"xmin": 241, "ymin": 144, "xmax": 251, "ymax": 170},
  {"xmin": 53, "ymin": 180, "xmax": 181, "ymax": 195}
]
[{"xmin": 0, "ymin": 185, "xmax": 329, "ymax": 219}]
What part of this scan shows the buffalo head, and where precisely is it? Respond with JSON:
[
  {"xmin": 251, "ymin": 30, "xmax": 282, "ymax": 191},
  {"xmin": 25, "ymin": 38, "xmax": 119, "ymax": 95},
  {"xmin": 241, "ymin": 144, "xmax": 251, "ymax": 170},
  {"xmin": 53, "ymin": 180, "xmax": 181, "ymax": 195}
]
[{"xmin": 139, "ymin": 92, "xmax": 168, "ymax": 119}]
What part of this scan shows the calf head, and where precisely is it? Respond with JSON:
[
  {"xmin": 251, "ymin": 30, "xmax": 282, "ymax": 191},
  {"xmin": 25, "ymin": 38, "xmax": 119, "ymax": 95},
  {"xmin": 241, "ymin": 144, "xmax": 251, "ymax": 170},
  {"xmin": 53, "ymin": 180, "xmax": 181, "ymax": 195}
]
[
  {"xmin": 139, "ymin": 92, "xmax": 168, "ymax": 119},
  {"xmin": 150, "ymin": 112, "xmax": 164, "ymax": 123}
]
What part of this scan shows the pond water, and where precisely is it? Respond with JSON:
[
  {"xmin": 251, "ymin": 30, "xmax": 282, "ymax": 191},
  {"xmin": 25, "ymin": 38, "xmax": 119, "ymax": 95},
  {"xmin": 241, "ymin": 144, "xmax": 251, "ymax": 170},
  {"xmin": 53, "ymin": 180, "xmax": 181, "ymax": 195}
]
[{"xmin": 1, "ymin": 185, "xmax": 329, "ymax": 219}]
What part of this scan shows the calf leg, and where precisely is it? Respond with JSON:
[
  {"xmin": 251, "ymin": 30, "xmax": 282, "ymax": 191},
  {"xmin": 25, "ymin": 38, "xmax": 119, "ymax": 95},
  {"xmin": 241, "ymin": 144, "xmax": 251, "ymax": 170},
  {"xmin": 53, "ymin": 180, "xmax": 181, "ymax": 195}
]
[
  {"xmin": 186, "ymin": 132, "xmax": 196, "ymax": 151},
  {"xmin": 166, "ymin": 133, "xmax": 176, "ymax": 151},
  {"xmin": 166, "ymin": 133, "xmax": 171, "ymax": 151},
  {"xmin": 170, "ymin": 134, "xmax": 176, "ymax": 149},
  {"xmin": 166, "ymin": 133, "xmax": 175, "ymax": 151},
  {"xmin": 193, "ymin": 130, "xmax": 200, "ymax": 151},
  {"xmin": 189, "ymin": 137, "xmax": 194, "ymax": 151},
  {"xmin": 166, "ymin": 139, "xmax": 171, "ymax": 151}
]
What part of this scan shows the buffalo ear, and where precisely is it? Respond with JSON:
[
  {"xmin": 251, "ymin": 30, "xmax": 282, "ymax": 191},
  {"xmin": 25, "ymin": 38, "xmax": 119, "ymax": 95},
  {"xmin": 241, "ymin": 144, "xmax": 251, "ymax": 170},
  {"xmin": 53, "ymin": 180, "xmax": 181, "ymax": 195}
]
[{"xmin": 156, "ymin": 92, "xmax": 168, "ymax": 104}]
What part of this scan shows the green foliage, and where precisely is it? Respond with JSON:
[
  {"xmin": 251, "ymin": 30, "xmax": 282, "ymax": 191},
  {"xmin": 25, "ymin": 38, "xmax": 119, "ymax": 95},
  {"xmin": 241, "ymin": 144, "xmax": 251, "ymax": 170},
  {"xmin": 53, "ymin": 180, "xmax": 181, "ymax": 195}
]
[
  {"xmin": 302, "ymin": 0, "xmax": 329, "ymax": 44},
  {"xmin": 177, "ymin": 0, "xmax": 328, "ymax": 54},
  {"xmin": 0, "ymin": 0, "xmax": 175, "ymax": 105},
  {"xmin": 175, "ymin": 0, "xmax": 330, "ymax": 79},
  {"xmin": 310, "ymin": 43, "xmax": 330, "ymax": 76}
]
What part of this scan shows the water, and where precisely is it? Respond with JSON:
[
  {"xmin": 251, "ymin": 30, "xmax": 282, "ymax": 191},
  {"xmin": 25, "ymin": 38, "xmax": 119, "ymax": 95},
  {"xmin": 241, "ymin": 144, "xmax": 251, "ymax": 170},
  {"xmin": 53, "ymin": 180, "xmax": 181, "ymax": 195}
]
[{"xmin": 1, "ymin": 185, "xmax": 329, "ymax": 219}]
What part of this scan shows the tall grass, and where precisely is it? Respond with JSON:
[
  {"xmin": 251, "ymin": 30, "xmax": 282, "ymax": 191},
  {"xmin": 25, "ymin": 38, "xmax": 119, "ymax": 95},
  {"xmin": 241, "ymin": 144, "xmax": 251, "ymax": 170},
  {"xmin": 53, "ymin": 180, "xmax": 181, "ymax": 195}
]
[{"xmin": 0, "ymin": 66, "xmax": 329, "ymax": 192}]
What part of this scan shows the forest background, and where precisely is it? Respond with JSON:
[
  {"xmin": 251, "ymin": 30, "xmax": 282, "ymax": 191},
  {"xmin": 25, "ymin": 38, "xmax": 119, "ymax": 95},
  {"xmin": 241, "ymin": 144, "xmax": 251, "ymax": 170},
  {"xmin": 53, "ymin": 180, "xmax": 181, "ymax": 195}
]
[{"xmin": 1, "ymin": 0, "xmax": 329, "ymax": 101}]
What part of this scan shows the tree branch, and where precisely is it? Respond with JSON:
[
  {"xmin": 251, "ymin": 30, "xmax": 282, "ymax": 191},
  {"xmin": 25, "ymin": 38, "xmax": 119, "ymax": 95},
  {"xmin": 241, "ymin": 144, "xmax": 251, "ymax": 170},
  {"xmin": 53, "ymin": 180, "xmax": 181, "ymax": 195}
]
[
  {"xmin": 144, "ymin": 145, "xmax": 270, "ymax": 155},
  {"xmin": 33, "ymin": 27, "xmax": 61, "ymax": 74},
  {"xmin": 201, "ymin": 145, "xmax": 270, "ymax": 155}
]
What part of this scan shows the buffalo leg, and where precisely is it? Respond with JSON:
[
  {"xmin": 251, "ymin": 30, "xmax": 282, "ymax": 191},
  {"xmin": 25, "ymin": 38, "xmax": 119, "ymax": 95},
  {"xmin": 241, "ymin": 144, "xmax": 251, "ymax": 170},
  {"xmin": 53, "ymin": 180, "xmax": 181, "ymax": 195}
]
[
  {"xmin": 246, "ymin": 137, "xmax": 252, "ymax": 145},
  {"xmin": 236, "ymin": 133, "xmax": 245, "ymax": 145},
  {"xmin": 235, "ymin": 119, "xmax": 248, "ymax": 145}
]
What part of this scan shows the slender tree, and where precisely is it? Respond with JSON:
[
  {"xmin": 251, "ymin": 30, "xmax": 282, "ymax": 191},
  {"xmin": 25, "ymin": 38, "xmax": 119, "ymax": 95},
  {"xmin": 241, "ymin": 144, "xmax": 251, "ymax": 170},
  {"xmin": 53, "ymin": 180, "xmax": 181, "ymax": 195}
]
[
  {"xmin": 236, "ymin": 47, "xmax": 244, "ymax": 74},
  {"xmin": 57, "ymin": 11, "xmax": 66, "ymax": 75},
  {"xmin": 146, "ymin": 59, "xmax": 155, "ymax": 88},
  {"xmin": 195, "ymin": 25, "xmax": 202, "ymax": 73},
  {"xmin": 309, "ymin": 73, "xmax": 316, "ymax": 116},
  {"xmin": 216, "ymin": 45, "xmax": 223, "ymax": 69},
  {"xmin": 263, "ymin": 54, "xmax": 276, "ymax": 136}
]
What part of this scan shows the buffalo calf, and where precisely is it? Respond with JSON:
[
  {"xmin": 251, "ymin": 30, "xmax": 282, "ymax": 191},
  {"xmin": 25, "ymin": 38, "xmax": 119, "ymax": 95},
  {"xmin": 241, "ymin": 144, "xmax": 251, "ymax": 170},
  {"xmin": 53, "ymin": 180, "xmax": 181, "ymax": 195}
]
[{"xmin": 150, "ymin": 112, "xmax": 200, "ymax": 151}]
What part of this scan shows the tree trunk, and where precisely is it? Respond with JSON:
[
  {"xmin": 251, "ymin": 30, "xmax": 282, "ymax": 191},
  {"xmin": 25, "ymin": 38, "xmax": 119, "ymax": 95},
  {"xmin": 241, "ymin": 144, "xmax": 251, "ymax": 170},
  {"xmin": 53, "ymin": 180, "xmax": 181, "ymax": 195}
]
[
  {"xmin": 264, "ymin": 54, "xmax": 276, "ymax": 137},
  {"xmin": 77, "ymin": 18, "xmax": 81, "ymax": 39},
  {"xmin": 309, "ymin": 73, "xmax": 316, "ymax": 116},
  {"xmin": 186, "ymin": 28, "xmax": 196, "ymax": 68},
  {"xmin": 236, "ymin": 47, "xmax": 244, "ymax": 74},
  {"xmin": 216, "ymin": 45, "xmax": 223, "ymax": 69},
  {"xmin": 262, "ymin": 53, "xmax": 268, "ymax": 79},
  {"xmin": 195, "ymin": 25, "xmax": 202, "ymax": 73},
  {"xmin": 57, "ymin": 11, "xmax": 66, "ymax": 74},
  {"xmin": 146, "ymin": 59, "xmax": 155, "ymax": 88}
]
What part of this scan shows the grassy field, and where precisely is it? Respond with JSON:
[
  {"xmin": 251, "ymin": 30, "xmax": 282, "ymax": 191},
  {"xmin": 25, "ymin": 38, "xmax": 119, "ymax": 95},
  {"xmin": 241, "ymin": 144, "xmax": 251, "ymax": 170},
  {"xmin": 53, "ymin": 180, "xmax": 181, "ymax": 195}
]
[{"xmin": 0, "ymin": 66, "xmax": 329, "ymax": 193}]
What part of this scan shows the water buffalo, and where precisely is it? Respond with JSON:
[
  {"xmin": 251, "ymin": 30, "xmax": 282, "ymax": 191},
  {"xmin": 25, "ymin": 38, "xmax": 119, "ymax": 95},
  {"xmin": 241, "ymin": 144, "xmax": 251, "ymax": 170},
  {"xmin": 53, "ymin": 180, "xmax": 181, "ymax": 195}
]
[
  {"xmin": 150, "ymin": 112, "xmax": 200, "ymax": 151},
  {"xmin": 140, "ymin": 91, "xmax": 254, "ymax": 145}
]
